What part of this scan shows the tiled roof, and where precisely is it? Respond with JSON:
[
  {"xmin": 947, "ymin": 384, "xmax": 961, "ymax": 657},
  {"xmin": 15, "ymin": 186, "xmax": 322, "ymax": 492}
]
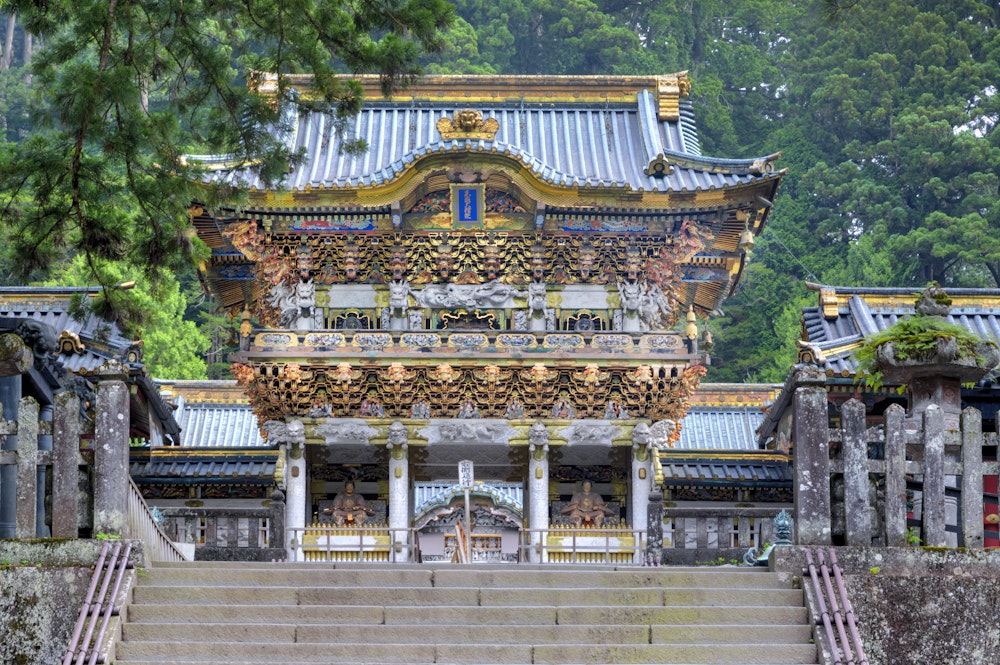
[
  {"xmin": 175, "ymin": 403, "xmax": 266, "ymax": 448},
  {"xmin": 660, "ymin": 451, "xmax": 791, "ymax": 487},
  {"xmin": 130, "ymin": 450, "xmax": 277, "ymax": 483},
  {"xmin": 675, "ymin": 407, "xmax": 766, "ymax": 451},
  {"xmin": 156, "ymin": 381, "xmax": 267, "ymax": 448},
  {"xmin": 0, "ymin": 287, "xmax": 133, "ymax": 373},
  {"xmin": 196, "ymin": 76, "xmax": 781, "ymax": 194},
  {"xmin": 800, "ymin": 285, "xmax": 1000, "ymax": 377}
]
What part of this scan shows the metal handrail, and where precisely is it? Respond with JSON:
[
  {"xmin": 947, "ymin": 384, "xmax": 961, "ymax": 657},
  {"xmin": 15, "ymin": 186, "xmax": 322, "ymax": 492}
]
[
  {"xmin": 125, "ymin": 476, "xmax": 188, "ymax": 562},
  {"xmin": 63, "ymin": 541, "xmax": 133, "ymax": 665},
  {"xmin": 804, "ymin": 548, "xmax": 870, "ymax": 665}
]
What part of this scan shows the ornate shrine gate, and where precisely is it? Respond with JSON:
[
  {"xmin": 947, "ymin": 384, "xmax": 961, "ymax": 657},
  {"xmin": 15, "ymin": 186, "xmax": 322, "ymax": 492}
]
[{"xmin": 192, "ymin": 73, "xmax": 783, "ymax": 562}]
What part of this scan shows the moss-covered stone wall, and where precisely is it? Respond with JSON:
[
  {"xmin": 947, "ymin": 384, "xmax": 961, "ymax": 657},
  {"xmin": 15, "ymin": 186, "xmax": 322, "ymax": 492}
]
[
  {"xmin": 772, "ymin": 547, "xmax": 1000, "ymax": 665},
  {"xmin": 0, "ymin": 540, "xmax": 142, "ymax": 665}
]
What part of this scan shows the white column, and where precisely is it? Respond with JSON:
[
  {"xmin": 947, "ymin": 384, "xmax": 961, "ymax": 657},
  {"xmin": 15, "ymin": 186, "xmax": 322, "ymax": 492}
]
[
  {"xmin": 528, "ymin": 422, "xmax": 550, "ymax": 563},
  {"xmin": 387, "ymin": 421, "xmax": 410, "ymax": 561},
  {"xmin": 285, "ymin": 444, "xmax": 307, "ymax": 562},
  {"xmin": 631, "ymin": 423, "xmax": 654, "ymax": 564}
]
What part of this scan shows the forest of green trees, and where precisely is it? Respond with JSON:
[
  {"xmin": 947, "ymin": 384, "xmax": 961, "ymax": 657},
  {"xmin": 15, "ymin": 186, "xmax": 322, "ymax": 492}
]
[{"xmin": 0, "ymin": 0, "xmax": 996, "ymax": 383}]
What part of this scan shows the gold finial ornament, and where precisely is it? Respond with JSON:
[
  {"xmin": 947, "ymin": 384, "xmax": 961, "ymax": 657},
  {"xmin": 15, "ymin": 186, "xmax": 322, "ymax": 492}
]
[
  {"xmin": 644, "ymin": 154, "xmax": 674, "ymax": 178},
  {"xmin": 685, "ymin": 306, "xmax": 698, "ymax": 340},
  {"xmin": 437, "ymin": 109, "xmax": 500, "ymax": 140}
]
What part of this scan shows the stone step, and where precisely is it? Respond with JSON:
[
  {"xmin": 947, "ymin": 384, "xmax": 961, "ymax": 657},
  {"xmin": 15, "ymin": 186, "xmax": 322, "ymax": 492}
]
[
  {"xmin": 130, "ymin": 583, "xmax": 803, "ymax": 608},
  {"xmin": 117, "ymin": 563, "xmax": 816, "ymax": 665},
  {"xmin": 122, "ymin": 621, "xmax": 812, "ymax": 646},
  {"xmin": 116, "ymin": 640, "xmax": 817, "ymax": 664},
  {"xmin": 141, "ymin": 566, "xmax": 789, "ymax": 590},
  {"xmin": 126, "ymin": 603, "xmax": 810, "ymax": 627}
]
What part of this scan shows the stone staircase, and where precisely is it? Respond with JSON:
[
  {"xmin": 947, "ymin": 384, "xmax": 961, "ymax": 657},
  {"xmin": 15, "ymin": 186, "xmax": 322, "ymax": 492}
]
[{"xmin": 114, "ymin": 562, "xmax": 818, "ymax": 665}]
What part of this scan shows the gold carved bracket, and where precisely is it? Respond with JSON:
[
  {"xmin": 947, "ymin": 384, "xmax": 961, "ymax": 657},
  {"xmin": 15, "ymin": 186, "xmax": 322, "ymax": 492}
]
[{"xmin": 437, "ymin": 109, "xmax": 500, "ymax": 141}]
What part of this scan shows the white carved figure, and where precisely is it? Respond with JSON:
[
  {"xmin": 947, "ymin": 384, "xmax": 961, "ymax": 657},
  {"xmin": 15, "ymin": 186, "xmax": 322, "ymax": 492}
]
[
  {"xmin": 528, "ymin": 279, "xmax": 547, "ymax": 314},
  {"xmin": 407, "ymin": 309, "xmax": 424, "ymax": 330},
  {"xmin": 413, "ymin": 279, "xmax": 524, "ymax": 309},
  {"xmin": 638, "ymin": 281, "xmax": 672, "ymax": 331},
  {"xmin": 618, "ymin": 278, "xmax": 641, "ymax": 313},
  {"xmin": 389, "ymin": 278, "xmax": 412, "ymax": 315},
  {"xmin": 513, "ymin": 310, "xmax": 528, "ymax": 331},
  {"xmin": 294, "ymin": 272, "xmax": 317, "ymax": 331},
  {"xmin": 268, "ymin": 282, "xmax": 298, "ymax": 328},
  {"xmin": 262, "ymin": 418, "xmax": 306, "ymax": 447}
]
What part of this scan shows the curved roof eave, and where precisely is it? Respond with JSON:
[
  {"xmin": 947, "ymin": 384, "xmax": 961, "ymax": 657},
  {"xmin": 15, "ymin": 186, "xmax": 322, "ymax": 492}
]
[{"xmin": 226, "ymin": 141, "xmax": 784, "ymax": 198}]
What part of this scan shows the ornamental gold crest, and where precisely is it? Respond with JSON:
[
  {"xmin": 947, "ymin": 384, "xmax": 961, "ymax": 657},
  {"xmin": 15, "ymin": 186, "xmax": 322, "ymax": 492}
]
[{"xmin": 437, "ymin": 109, "xmax": 499, "ymax": 140}]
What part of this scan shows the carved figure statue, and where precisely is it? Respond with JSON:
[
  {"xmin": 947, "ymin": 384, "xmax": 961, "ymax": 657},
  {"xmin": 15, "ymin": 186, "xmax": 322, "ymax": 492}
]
[
  {"xmin": 389, "ymin": 278, "xmax": 412, "ymax": 315},
  {"xmin": 560, "ymin": 480, "xmax": 614, "ymax": 527},
  {"xmin": 528, "ymin": 279, "xmax": 546, "ymax": 314},
  {"xmin": 618, "ymin": 278, "xmax": 641, "ymax": 313},
  {"xmin": 407, "ymin": 309, "xmax": 424, "ymax": 331},
  {"xmin": 268, "ymin": 282, "xmax": 298, "ymax": 328},
  {"xmin": 638, "ymin": 281, "xmax": 673, "ymax": 331},
  {"xmin": 325, "ymin": 481, "xmax": 375, "ymax": 526},
  {"xmin": 294, "ymin": 272, "xmax": 319, "ymax": 331}
]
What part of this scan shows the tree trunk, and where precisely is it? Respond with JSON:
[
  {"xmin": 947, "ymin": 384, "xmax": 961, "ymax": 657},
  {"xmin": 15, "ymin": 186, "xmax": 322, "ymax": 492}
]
[{"xmin": 1, "ymin": 14, "xmax": 15, "ymax": 71}]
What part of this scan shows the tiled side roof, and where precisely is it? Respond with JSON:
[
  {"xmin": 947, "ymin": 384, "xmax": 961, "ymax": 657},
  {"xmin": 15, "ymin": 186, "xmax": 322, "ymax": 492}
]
[
  {"xmin": 0, "ymin": 287, "xmax": 133, "ymax": 373},
  {"xmin": 175, "ymin": 404, "xmax": 266, "ymax": 448},
  {"xmin": 801, "ymin": 285, "xmax": 1000, "ymax": 376},
  {"xmin": 660, "ymin": 451, "xmax": 791, "ymax": 487},
  {"xmin": 675, "ymin": 407, "xmax": 766, "ymax": 451},
  {"xmin": 130, "ymin": 450, "xmax": 277, "ymax": 483}
]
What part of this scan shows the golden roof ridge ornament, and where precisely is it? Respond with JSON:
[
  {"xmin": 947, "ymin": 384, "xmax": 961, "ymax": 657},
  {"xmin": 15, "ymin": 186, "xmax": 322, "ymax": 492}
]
[
  {"xmin": 656, "ymin": 72, "xmax": 691, "ymax": 122},
  {"xmin": 437, "ymin": 109, "xmax": 499, "ymax": 141}
]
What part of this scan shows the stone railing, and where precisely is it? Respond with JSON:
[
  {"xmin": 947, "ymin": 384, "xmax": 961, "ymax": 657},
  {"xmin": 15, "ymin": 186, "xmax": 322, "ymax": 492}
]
[
  {"xmin": 0, "ymin": 393, "xmax": 82, "ymax": 539},
  {"xmin": 792, "ymin": 368, "xmax": 998, "ymax": 548},
  {"xmin": 156, "ymin": 495, "xmax": 286, "ymax": 562},
  {"xmin": 659, "ymin": 503, "xmax": 791, "ymax": 565}
]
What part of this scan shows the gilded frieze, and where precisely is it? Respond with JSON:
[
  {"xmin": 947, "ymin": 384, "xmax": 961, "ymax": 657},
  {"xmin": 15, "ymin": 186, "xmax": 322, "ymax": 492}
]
[{"xmin": 232, "ymin": 359, "xmax": 706, "ymax": 430}]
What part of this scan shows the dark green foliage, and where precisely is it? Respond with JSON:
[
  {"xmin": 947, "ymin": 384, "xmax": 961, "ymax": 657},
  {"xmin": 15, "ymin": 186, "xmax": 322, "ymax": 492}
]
[{"xmin": 0, "ymin": 0, "xmax": 455, "ymax": 331}]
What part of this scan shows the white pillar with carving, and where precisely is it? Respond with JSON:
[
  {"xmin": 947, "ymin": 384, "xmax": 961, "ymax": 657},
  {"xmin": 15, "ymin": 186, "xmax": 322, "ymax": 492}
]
[
  {"xmin": 631, "ymin": 422, "xmax": 654, "ymax": 564},
  {"xmin": 386, "ymin": 421, "xmax": 410, "ymax": 561},
  {"xmin": 527, "ymin": 421, "xmax": 550, "ymax": 563},
  {"xmin": 264, "ymin": 419, "xmax": 307, "ymax": 562}
]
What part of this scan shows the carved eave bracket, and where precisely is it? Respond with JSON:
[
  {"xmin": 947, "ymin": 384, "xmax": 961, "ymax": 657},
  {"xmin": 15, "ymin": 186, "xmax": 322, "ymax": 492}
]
[{"xmin": 437, "ymin": 109, "xmax": 500, "ymax": 141}]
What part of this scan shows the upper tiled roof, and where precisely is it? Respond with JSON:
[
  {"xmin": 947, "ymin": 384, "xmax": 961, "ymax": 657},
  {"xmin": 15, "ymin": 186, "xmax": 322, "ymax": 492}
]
[
  {"xmin": 195, "ymin": 75, "xmax": 782, "ymax": 195},
  {"xmin": 800, "ymin": 284, "xmax": 1000, "ymax": 377}
]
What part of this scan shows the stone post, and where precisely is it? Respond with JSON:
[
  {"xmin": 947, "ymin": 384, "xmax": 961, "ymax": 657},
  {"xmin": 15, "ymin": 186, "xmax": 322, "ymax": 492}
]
[
  {"xmin": 841, "ymin": 398, "xmax": 871, "ymax": 546},
  {"xmin": 36, "ymin": 402, "xmax": 53, "ymax": 536},
  {"xmin": 15, "ymin": 397, "xmax": 38, "ymax": 538},
  {"xmin": 961, "ymin": 407, "xmax": 984, "ymax": 549},
  {"xmin": 386, "ymin": 421, "xmax": 410, "ymax": 561},
  {"xmin": 792, "ymin": 365, "xmax": 831, "ymax": 545},
  {"xmin": 52, "ymin": 392, "xmax": 81, "ymax": 538},
  {"xmin": 922, "ymin": 404, "xmax": 946, "ymax": 547},
  {"xmin": 268, "ymin": 490, "xmax": 286, "ymax": 558},
  {"xmin": 93, "ymin": 362, "xmax": 131, "ymax": 537},
  {"xmin": 631, "ymin": 423, "xmax": 653, "ymax": 564},
  {"xmin": 883, "ymin": 404, "xmax": 907, "ymax": 547},
  {"xmin": 527, "ymin": 422, "xmax": 549, "ymax": 563},
  {"xmin": 0, "ymin": 333, "xmax": 30, "ymax": 538}
]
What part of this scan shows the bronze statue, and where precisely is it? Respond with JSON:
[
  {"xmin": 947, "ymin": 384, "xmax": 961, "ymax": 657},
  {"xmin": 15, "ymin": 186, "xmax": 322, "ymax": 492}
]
[
  {"xmin": 560, "ymin": 480, "xmax": 614, "ymax": 527},
  {"xmin": 325, "ymin": 481, "xmax": 375, "ymax": 525}
]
